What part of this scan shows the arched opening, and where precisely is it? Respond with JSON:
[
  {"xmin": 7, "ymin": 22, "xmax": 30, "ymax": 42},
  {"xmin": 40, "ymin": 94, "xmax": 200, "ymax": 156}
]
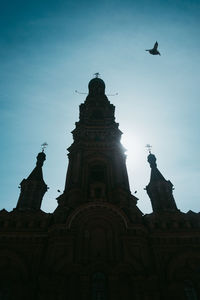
[
  {"xmin": 88, "ymin": 164, "xmax": 107, "ymax": 200},
  {"xmin": 90, "ymin": 164, "xmax": 106, "ymax": 182},
  {"xmin": 92, "ymin": 272, "xmax": 107, "ymax": 300}
]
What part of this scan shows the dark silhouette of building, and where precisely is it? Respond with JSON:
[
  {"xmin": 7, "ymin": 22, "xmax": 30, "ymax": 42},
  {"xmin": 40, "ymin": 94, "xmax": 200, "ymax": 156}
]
[{"xmin": 0, "ymin": 77, "xmax": 200, "ymax": 300}]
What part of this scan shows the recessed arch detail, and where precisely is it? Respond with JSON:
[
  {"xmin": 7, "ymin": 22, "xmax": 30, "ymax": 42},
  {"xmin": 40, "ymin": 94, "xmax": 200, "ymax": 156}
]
[{"xmin": 66, "ymin": 202, "xmax": 129, "ymax": 230}]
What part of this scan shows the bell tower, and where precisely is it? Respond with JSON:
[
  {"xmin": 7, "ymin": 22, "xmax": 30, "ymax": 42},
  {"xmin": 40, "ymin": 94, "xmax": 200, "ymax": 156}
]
[{"xmin": 56, "ymin": 76, "xmax": 141, "ymax": 219}]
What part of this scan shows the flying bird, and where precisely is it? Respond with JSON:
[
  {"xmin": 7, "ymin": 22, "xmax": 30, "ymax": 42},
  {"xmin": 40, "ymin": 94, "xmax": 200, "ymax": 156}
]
[{"xmin": 146, "ymin": 41, "xmax": 161, "ymax": 55}]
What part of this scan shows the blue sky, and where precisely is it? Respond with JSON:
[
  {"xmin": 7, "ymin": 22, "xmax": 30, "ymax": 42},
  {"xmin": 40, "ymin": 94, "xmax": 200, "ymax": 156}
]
[{"xmin": 0, "ymin": 0, "xmax": 199, "ymax": 213}]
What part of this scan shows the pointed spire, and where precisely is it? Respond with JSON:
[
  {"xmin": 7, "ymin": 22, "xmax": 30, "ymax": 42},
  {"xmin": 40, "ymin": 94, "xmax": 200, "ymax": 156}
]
[
  {"xmin": 146, "ymin": 153, "xmax": 178, "ymax": 212},
  {"xmin": 16, "ymin": 151, "xmax": 48, "ymax": 211},
  {"xmin": 27, "ymin": 151, "xmax": 46, "ymax": 181},
  {"xmin": 148, "ymin": 153, "xmax": 166, "ymax": 182}
]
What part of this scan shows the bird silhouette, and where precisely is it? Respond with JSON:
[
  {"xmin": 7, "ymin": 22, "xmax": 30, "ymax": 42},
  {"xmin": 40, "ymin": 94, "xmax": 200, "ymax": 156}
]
[{"xmin": 146, "ymin": 41, "xmax": 161, "ymax": 55}]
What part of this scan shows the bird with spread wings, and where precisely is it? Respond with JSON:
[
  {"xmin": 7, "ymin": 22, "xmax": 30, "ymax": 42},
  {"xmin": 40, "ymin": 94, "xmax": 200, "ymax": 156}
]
[{"xmin": 146, "ymin": 41, "xmax": 161, "ymax": 55}]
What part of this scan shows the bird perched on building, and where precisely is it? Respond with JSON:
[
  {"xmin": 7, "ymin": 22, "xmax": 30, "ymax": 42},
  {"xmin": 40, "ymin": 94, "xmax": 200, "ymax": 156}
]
[{"xmin": 146, "ymin": 41, "xmax": 161, "ymax": 55}]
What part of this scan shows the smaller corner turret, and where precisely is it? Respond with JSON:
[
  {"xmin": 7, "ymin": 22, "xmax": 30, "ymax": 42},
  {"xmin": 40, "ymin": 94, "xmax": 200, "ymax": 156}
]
[
  {"xmin": 146, "ymin": 152, "xmax": 178, "ymax": 213},
  {"xmin": 16, "ymin": 150, "xmax": 48, "ymax": 211}
]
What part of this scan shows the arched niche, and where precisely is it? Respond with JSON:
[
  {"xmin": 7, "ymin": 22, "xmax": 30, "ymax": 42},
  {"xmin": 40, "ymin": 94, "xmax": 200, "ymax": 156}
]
[
  {"xmin": 82, "ymin": 155, "xmax": 114, "ymax": 198},
  {"xmin": 66, "ymin": 203, "xmax": 129, "ymax": 262},
  {"xmin": 88, "ymin": 161, "xmax": 108, "ymax": 200}
]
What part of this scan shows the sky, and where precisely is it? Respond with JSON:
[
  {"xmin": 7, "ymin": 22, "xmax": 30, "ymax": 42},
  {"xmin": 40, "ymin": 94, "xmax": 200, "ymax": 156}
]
[{"xmin": 0, "ymin": 0, "xmax": 199, "ymax": 214}]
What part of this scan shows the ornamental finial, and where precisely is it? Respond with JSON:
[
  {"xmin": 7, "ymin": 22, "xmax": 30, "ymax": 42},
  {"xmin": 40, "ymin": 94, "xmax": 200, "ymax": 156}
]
[
  {"xmin": 41, "ymin": 142, "xmax": 48, "ymax": 152},
  {"xmin": 94, "ymin": 72, "xmax": 100, "ymax": 78},
  {"xmin": 146, "ymin": 144, "xmax": 152, "ymax": 154}
]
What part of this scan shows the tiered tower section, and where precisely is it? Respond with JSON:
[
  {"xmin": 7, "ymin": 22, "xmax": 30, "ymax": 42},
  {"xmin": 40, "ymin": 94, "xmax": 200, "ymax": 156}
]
[{"xmin": 56, "ymin": 77, "xmax": 140, "ymax": 219}]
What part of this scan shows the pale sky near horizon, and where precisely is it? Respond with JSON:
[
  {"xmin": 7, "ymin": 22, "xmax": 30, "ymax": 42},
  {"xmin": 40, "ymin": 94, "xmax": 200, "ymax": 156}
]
[{"xmin": 0, "ymin": 0, "xmax": 199, "ymax": 214}]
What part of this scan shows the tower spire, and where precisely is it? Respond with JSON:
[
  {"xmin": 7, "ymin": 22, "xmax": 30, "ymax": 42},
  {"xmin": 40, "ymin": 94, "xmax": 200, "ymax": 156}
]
[
  {"xmin": 56, "ymin": 76, "xmax": 141, "ymax": 219},
  {"xmin": 146, "ymin": 153, "xmax": 178, "ymax": 212},
  {"xmin": 16, "ymin": 151, "xmax": 48, "ymax": 211}
]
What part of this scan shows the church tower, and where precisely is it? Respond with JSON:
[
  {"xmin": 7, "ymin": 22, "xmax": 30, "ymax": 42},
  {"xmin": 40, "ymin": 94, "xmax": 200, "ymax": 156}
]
[
  {"xmin": 1, "ymin": 75, "xmax": 200, "ymax": 300},
  {"xmin": 16, "ymin": 151, "xmax": 47, "ymax": 210},
  {"xmin": 56, "ymin": 75, "xmax": 141, "ymax": 221}
]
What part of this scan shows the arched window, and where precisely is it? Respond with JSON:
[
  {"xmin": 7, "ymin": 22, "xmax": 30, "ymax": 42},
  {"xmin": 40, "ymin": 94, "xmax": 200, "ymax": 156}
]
[
  {"xmin": 92, "ymin": 272, "xmax": 107, "ymax": 300},
  {"xmin": 90, "ymin": 164, "xmax": 106, "ymax": 183},
  {"xmin": 89, "ymin": 164, "xmax": 107, "ymax": 199},
  {"xmin": 184, "ymin": 280, "xmax": 198, "ymax": 300}
]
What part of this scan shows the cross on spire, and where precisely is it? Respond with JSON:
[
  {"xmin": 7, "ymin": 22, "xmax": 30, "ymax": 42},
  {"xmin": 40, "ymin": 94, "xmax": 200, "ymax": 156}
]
[
  {"xmin": 94, "ymin": 72, "xmax": 100, "ymax": 78},
  {"xmin": 146, "ymin": 144, "xmax": 152, "ymax": 154},
  {"xmin": 41, "ymin": 142, "xmax": 48, "ymax": 152}
]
